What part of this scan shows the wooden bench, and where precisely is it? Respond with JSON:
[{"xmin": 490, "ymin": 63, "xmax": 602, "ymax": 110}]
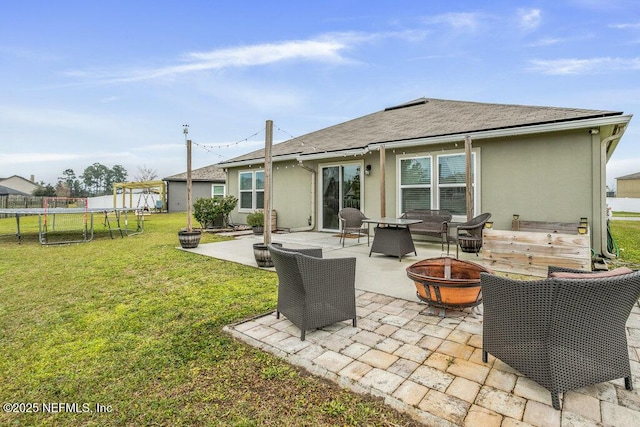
[{"xmin": 401, "ymin": 209, "xmax": 452, "ymax": 252}]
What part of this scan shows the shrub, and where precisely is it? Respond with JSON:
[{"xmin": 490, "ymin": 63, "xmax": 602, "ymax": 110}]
[
  {"xmin": 246, "ymin": 211, "xmax": 264, "ymax": 227},
  {"xmin": 193, "ymin": 195, "xmax": 238, "ymax": 229}
]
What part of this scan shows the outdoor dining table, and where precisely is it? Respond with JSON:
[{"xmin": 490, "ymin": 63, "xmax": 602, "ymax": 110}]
[{"xmin": 362, "ymin": 217, "xmax": 423, "ymax": 261}]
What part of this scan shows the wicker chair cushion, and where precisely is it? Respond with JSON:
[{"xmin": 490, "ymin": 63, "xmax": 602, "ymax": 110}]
[{"xmin": 549, "ymin": 267, "xmax": 633, "ymax": 279}]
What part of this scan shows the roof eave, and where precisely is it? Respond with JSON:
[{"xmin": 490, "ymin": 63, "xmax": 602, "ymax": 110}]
[
  {"xmin": 219, "ymin": 114, "xmax": 633, "ymax": 167},
  {"xmin": 217, "ymin": 153, "xmax": 300, "ymax": 168},
  {"xmin": 368, "ymin": 114, "xmax": 633, "ymax": 151}
]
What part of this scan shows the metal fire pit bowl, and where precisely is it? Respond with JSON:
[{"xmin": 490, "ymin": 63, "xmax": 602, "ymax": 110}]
[{"xmin": 406, "ymin": 257, "xmax": 493, "ymax": 317}]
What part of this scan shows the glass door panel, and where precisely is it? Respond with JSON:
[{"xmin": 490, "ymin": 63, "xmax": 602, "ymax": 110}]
[
  {"xmin": 342, "ymin": 164, "xmax": 361, "ymax": 210},
  {"xmin": 321, "ymin": 164, "xmax": 362, "ymax": 231},
  {"xmin": 322, "ymin": 166, "xmax": 340, "ymax": 230}
]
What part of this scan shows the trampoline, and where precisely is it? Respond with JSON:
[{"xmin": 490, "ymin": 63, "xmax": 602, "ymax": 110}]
[{"xmin": 0, "ymin": 207, "xmax": 144, "ymax": 245}]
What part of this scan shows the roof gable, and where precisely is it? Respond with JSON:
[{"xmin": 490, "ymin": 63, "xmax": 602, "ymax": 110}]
[{"xmin": 222, "ymin": 98, "xmax": 624, "ymax": 164}]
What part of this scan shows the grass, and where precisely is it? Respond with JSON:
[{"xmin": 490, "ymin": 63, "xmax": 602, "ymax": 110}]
[
  {"xmin": 609, "ymin": 219, "xmax": 640, "ymax": 269},
  {"xmin": 612, "ymin": 211, "xmax": 640, "ymax": 217},
  {"xmin": 0, "ymin": 213, "xmax": 421, "ymax": 426}
]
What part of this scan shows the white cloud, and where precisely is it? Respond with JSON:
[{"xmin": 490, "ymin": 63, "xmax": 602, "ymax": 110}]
[
  {"xmin": 423, "ymin": 12, "xmax": 485, "ymax": 31},
  {"xmin": 67, "ymin": 36, "xmax": 357, "ymax": 84},
  {"xmin": 518, "ymin": 8, "xmax": 542, "ymax": 30},
  {"xmin": 0, "ymin": 105, "xmax": 119, "ymax": 132},
  {"xmin": 609, "ymin": 22, "xmax": 640, "ymax": 29},
  {"xmin": 0, "ymin": 153, "xmax": 85, "ymax": 164},
  {"xmin": 528, "ymin": 57, "xmax": 640, "ymax": 74}
]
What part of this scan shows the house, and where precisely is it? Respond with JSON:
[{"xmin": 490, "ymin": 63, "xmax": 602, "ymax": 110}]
[
  {"xmin": 217, "ymin": 98, "xmax": 632, "ymax": 257},
  {"xmin": 163, "ymin": 165, "xmax": 226, "ymax": 213},
  {"xmin": 616, "ymin": 171, "xmax": 640, "ymax": 198},
  {"xmin": 0, "ymin": 175, "xmax": 39, "ymax": 195}
]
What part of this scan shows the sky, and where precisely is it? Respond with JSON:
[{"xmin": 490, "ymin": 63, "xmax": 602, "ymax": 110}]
[{"xmin": 1, "ymin": 0, "xmax": 639, "ymax": 190}]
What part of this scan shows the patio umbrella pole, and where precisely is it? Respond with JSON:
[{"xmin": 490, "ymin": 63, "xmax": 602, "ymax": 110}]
[{"xmin": 264, "ymin": 120, "xmax": 273, "ymax": 245}]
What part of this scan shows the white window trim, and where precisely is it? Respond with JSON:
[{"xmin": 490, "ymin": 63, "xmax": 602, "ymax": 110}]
[
  {"xmin": 211, "ymin": 184, "xmax": 226, "ymax": 198},
  {"xmin": 397, "ymin": 155, "xmax": 434, "ymax": 213},
  {"xmin": 396, "ymin": 148, "xmax": 480, "ymax": 221},
  {"xmin": 238, "ymin": 170, "xmax": 264, "ymax": 212}
]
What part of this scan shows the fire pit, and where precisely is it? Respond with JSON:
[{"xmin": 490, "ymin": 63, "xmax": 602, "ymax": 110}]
[{"xmin": 406, "ymin": 257, "xmax": 493, "ymax": 317}]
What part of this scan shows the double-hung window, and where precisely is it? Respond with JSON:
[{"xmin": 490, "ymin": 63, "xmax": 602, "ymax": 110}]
[
  {"xmin": 239, "ymin": 170, "xmax": 264, "ymax": 211},
  {"xmin": 399, "ymin": 157, "xmax": 432, "ymax": 212},
  {"xmin": 398, "ymin": 151, "xmax": 477, "ymax": 217},
  {"xmin": 438, "ymin": 153, "xmax": 474, "ymax": 215}
]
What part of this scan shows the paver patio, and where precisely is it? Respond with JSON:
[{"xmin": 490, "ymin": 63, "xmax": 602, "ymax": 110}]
[{"xmin": 185, "ymin": 231, "xmax": 640, "ymax": 426}]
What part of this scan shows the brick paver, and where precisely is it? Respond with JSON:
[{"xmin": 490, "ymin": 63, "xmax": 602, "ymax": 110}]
[{"xmin": 225, "ymin": 293, "xmax": 640, "ymax": 426}]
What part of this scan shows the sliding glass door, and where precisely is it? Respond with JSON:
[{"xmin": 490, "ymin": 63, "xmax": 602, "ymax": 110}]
[{"xmin": 321, "ymin": 164, "xmax": 362, "ymax": 231}]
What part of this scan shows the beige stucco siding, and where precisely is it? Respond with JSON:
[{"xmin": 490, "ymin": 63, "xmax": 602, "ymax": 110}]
[
  {"xmin": 617, "ymin": 179, "xmax": 640, "ymax": 198},
  {"xmin": 225, "ymin": 129, "xmax": 606, "ymax": 252},
  {"xmin": 481, "ymin": 130, "xmax": 593, "ymax": 230},
  {"xmin": 229, "ymin": 161, "xmax": 314, "ymax": 230},
  {"xmin": 272, "ymin": 162, "xmax": 315, "ymax": 229}
]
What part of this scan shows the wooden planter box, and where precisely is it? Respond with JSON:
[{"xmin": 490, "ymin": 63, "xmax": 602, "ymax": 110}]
[{"xmin": 482, "ymin": 221, "xmax": 591, "ymax": 277}]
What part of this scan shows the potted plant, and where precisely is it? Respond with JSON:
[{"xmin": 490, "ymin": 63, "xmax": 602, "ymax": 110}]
[{"xmin": 246, "ymin": 211, "xmax": 264, "ymax": 235}]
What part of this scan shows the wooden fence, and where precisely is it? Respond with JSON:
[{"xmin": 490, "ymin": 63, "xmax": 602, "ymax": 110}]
[
  {"xmin": 482, "ymin": 220, "xmax": 591, "ymax": 277},
  {"xmin": 0, "ymin": 195, "xmax": 44, "ymax": 217}
]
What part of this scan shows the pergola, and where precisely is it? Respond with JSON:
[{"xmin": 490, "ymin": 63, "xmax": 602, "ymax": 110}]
[{"xmin": 112, "ymin": 180, "xmax": 167, "ymax": 211}]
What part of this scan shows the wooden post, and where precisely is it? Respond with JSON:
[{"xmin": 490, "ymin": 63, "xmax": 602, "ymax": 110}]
[
  {"xmin": 465, "ymin": 136, "xmax": 473, "ymax": 221},
  {"xmin": 264, "ymin": 120, "xmax": 273, "ymax": 245},
  {"xmin": 186, "ymin": 139, "xmax": 193, "ymax": 232},
  {"xmin": 380, "ymin": 145, "xmax": 386, "ymax": 217}
]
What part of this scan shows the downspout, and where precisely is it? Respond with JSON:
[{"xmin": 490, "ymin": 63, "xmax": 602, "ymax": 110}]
[
  {"xmin": 290, "ymin": 161, "xmax": 316, "ymax": 232},
  {"xmin": 598, "ymin": 125, "xmax": 625, "ymax": 259}
]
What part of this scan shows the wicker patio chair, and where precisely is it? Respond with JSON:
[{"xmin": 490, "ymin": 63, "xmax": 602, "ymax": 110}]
[
  {"xmin": 455, "ymin": 212, "xmax": 491, "ymax": 258},
  {"xmin": 480, "ymin": 269, "xmax": 640, "ymax": 410},
  {"xmin": 268, "ymin": 244, "xmax": 357, "ymax": 340},
  {"xmin": 338, "ymin": 208, "xmax": 367, "ymax": 247}
]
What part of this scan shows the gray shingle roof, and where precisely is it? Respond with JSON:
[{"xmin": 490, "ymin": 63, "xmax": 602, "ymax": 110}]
[
  {"xmin": 163, "ymin": 164, "xmax": 226, "ymax": 182},
  {"xmin": 223, "ymin": 98, "xmax": 622, "ymax": 164},
  {"xmin": 616, "ymin": 172, "xmax": 640, "ymax": 180}
]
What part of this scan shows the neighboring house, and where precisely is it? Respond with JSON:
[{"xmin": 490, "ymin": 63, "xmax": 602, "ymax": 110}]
[
  {"xmin": 163, "ymin": 165, "xmax": 226, "ymax": 212},
  {"xmin": 217, "ymin": 98, "xmax": 632, "ymax": 257},
  {"xmin": 0, "ymin": 175, "xmax": 39, "ymax": 195},
  {"xmin": 616, "ymin": 172, "xmax": 640, "ymax": 198},
  {"xmin": 0, "ymin": 185, "xmax": 29, "ymax": 196}
]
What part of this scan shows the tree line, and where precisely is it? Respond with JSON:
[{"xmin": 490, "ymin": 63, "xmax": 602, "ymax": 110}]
[{"xmin": 33, "ymin": 163, "xmax": 129, "ymax": 197}]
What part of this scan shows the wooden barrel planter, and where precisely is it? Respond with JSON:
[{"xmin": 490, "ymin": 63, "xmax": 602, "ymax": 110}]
[
  {"xmin": 406, "ymin": 257, "xmax": 492, "ymax": 317},
  {"xmin": 252, "ymin": 242, "xmax": 282, "ymax": 268},
  {"xmin": 178, "ymin": 230, "xmax": 202, "ymax": 249}
]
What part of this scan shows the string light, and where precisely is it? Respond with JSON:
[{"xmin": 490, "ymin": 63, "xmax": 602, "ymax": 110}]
[{"xmin": 187, "ymin": 121, "xmax": 321, "ymax": 162}]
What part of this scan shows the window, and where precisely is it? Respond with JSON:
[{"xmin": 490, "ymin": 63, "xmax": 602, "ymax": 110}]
[
  {"xmin": 212, "ymin": 184, "xmax": 225, "ymax": 199},
  {"xmin": 399, "ymin": 157, "xmax": 432, "ymax": 212},
  {"xmin": 239, "ymin": 170, "xmax": 264, "ymax": 210},
  {"xmin": 398, "ymin": 151, "xmax": 477, "ymax": 217},
  {"xmin": 438, "ymin": 153, "xmax": 474, "ymax": 216}
]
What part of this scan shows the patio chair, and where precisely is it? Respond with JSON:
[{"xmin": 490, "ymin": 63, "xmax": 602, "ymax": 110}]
[
  {"xmin": 338, "ymin": 208, "xmax": 367, "ymax": 247},
  {"xmin": 455, "ymin": 212, "xmax": 491, "ymax": 258},
  {"xmin": 268, "ymin": 244, "xmax": 357, "ymax": 340},
  {"xmin": 480, "ymin": 267, "xmax": 640, "ymax": 410}
]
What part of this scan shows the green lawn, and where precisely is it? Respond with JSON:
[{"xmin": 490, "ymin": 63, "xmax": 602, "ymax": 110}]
[
  {"xmin": 609, "ymin": 219, "xmax": 640, "ymax": 269},
  {"xmin": 0, "ymin": 213, "xmax": 420, "ymax": 426},
  {"xmin": 612, "ymin": 211, "xmax": 640, "ymax": 217}
]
